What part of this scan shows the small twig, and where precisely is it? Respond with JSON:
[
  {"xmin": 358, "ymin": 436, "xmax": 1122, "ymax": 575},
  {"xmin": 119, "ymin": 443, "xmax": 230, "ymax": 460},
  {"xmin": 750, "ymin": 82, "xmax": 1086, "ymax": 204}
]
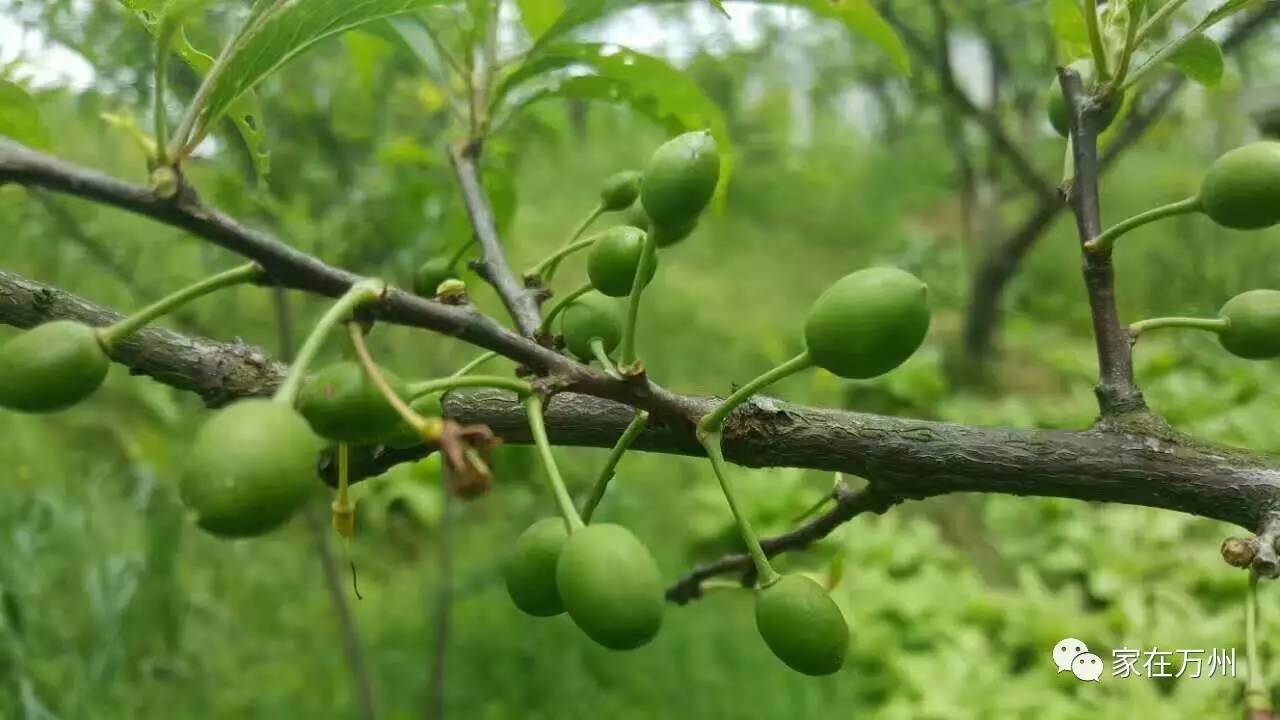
[
  {"xmin": 1058, "ymin": 66, "xmax": 1146, "ymax": 418},
  {"xmin": 447, "ymin": 141, "xmax": 543, "ymax": 337},
  {"xmin": 665, "ymin": 484, "xmax": 900, "ymax": 604}
]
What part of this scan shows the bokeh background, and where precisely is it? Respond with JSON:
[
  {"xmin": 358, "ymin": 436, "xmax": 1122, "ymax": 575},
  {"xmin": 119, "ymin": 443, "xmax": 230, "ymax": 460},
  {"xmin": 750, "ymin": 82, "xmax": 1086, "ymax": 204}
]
[{"xmin": 3, "ymin": 1, "xmax": 1280, "ymax": 717}]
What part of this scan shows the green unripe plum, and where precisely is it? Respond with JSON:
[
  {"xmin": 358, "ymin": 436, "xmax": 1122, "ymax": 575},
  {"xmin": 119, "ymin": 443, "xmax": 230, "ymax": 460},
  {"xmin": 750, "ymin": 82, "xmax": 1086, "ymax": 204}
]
[
  {"xmin": 1218, "ymin": 290, "xmax": 1280, "ymax": 360},
  {"xmin": 1046, "ymin": 60, "xmax": 1121, "ymax": 137},
  {"xmin": 555, "ymin": 523, "xmax": 664, "ymax": 650},
  {"xmin": 181, "ymin": 399, "xmax": 321, "ymax": 538},
  {"xmin": 652, "ymin": 217, "xmax": 697, "ymax": 248},
  {"xmin": 298, "ymin": 361, "xmax": 410, "ymax": 444},
  {"xmin": 754, "ymin": 575, "xmax": 849, "ymax": 676},
  {"xmin": 1198, "ymin": 142, "xmax": 1280, "ymax": 230},
  {"xmin": 413, "ymin": 257, "xmax": 457, "ymax": 297},
  {"xmin": 0, "ymin": 321, "xmax": 109, "ymax": 413},
  {"xmin": 803, "ymin": 267, "xmax": 931, "ymax": 379},
  {"xmin": 600, "ymin": 171, "xmax": 642, "ymax": 212},
  {"xmin": 560, "ymin": 292, "xmax": 623, "ymax": 361},
  {"xmin": 640, "ymin": 130, "xmax": 720, "ymax": 231},
  {"xmin": 504, "ymin": 518, "xmax": 570, "ymax": 617},
  {"xmin": 587, "ymin": 226, "xmax": 657, "ymax": 297},
  {"xmin": 382, "ymin": 392, "xmax": 444, "ymax": 449},
  {"xmin": 621, "ymin": 201, "xmax": 650, "ymax": 232}
]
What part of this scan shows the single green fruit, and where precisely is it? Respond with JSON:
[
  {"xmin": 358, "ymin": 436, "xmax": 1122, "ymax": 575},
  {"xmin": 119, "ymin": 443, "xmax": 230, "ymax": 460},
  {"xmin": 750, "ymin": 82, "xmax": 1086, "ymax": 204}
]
[
  {"xmin": 413, "ymin": 257, "xmax": 457, "ymax": 297},
  {"xmin": 0, "ymin": 321, "xmax": 109, "ymax": 413},
  {"xmin": 1219, "ymin": 289, "xmax": 1280, "ymax": 359},
  {"xmin": 504, "ymin": 518, "xmax": 570, "ymax": 617},
  {"xmin": 560, "ymin": 292, "xmax": 623, "ymax": 361},
  {"xmin": 652, "ymin": 217, "xmax": 697, "ymax": 248},
  {"xmin": 381, "ymin": 392, "xmax": 444, "ymax": 449},
  {"xmin": 298, "ymin": 361, "xmax": 410, "ymax": 444},
  {"xmin": 600, "ymin": 171, "xmax": 642, "ymax": 212},
  {"xmin": 803, "ymin": 267, "xmax": 931, "ymax": 379},
  {"xmin": 621, "ymin": 201, "xmax": 650, "ymax": 232},
  {"xmin": 1046, "ymin": 60, "xmax": 1121, "ymax": 138},
  {"xmin": 181, "ymin": 399, "xmax": 321, "ymax": 538},
  {"xmin": 754, "ymin": 575, "xmax": 849, "ymax": 676},
  {"xmin": 640, "ymin": 130, "xmax": 720, "ymax": 230},
  {"xmin": 587, "ymin": 226, "xmax": 658, "ymax": 297},
  {"xmin": 1199, "ymin": 142, "xmax": 1280, "ymax": 230},
  {"xmin": 555, "ymin": 523, "xmax": 664, "ymax": 650}
]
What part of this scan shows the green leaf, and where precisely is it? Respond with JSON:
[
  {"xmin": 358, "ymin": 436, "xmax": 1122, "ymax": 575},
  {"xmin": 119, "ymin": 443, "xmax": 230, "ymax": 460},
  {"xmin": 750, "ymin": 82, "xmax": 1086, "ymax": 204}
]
[
  {"xmin": 515, "ymin": 0, "xmax": 565, "ymax": 38},
  {"xmin": 805, "ymin": 0, "xmax": 908, "ymax": 76},
  {"xmin": 707, "ymin": 0, "xmax": 730, "ymax": 18},
  {"xmin": 117, "ymin": 1, "xmax": 270, "ymax": 179},
  {"xmin": 1166, "ymin": 32, "xmax": 1224, "ymax": 86},
  {"xmin": 495, "ymin": 43, "xmax": 734, "ymax": 202},
  {"xmin": 1050, "ymin": 0, "xmax": 1091, "ymax": 60},
  {"xmin": 0, "ymin": 81, "xmax": 50, "ymax": 149},
  {"xmin": 197, "ymin": 0, "xmax": 446, "ymax": 144}
]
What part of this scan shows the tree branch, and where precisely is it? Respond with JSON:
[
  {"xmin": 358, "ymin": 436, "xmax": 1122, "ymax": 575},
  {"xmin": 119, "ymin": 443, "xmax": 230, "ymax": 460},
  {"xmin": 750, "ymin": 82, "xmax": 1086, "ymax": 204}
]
[
  {"xmin": 665, "ymin": 483, "xmax": 900, "ymax": 604},
  {"xmin": 3, "ymin": 268, "xmax": 1279, "ymax": 536},
  {"xmin": 1059, "ymin": 68, "xmax": 1146, "ymax": 417},
  {"xmin": 447, "ymin": 141, "xmax": 543, "ymax": 337}
]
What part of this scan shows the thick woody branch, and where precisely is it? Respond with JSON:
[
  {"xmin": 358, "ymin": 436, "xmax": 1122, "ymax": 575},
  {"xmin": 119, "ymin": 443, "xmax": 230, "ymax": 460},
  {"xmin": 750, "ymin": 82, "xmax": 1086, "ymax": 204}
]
[
  {"xmin": 447, "ymin": 141, "xmax": 543, "ymax": 338},
  {"xmin": 1058, "ymin": 68, "xmax": 1146, "ymax": 417},
  {"xmin": 3, "ymin": 269, "xmax": 1279, "ymax": 534}
]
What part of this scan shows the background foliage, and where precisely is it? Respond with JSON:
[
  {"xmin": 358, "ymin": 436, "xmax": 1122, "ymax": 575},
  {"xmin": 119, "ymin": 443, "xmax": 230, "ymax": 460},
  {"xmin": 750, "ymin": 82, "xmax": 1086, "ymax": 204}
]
[{"xmin": 2, "ymin": 0, "xmax": 1280, "ymax": 717}]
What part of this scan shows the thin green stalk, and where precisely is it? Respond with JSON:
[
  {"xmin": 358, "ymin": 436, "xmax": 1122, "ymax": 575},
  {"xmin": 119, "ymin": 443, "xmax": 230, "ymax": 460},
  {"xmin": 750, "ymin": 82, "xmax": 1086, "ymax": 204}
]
[
  {"xmin": 348, "ymin": 320, "xmax": 433, "ymax": 440},
  {"xmin": 699, "ymin": 352, "xmax": 814, "ymax": 433},
  {"xmin": 698, "ymin": 431, "xmax": 779, "ymax": 588},
  {"xmin": 153, "ymin": 36, "xmax": 170, "ymax": 164},
  {"xmin": 1109, "ymin": 0, "xmax": 1145, "ymax": 89},
  {"xmin": 1134, "ymin": 0, "xmax": 1188, "ymax": 47},
  {"xmin": 618, "ymin": 228, "xmax": 658, "ymax": 369},
  {"xmin": 449, "ymin": 351, "xmax": 499, "ymax": 378},
  {"xmin": 273, "ymin": 280, "xmax": 384, "ymax": 406},
  {"xmin": 526, "ymin": 232, "xmax": 600, "ymax": 281},
  {"xmin": 524, "ymin": 395, "xmax": 585, "ymax": 532},
  {"xmin": 1129, "ymin": 316, "xmax": 1228, "ymax": 338},
  {"xmin": 98, "ymin": 262, "xmax": 263, "ymax": 348},
  {"xmin": 1086, "ymin": 196, "xmax": 1201, "ymax": 253},
  {"xmin": 407, "ymin": 375, "xmax": 532, "ymax": 398},
  {"xmin": 539, "ymin": 282, "xmax": 592, "ymax": 334},
  {"xmin": 589, "ymin": 338, "xmax": 622, "ymax": 379},
  {"xmin": 1245, "ymin": 572, "xmax": 1272, "ymax": 712},
  {"xmin": 446, "ymin": 237, "xmax": 476, "ymax": 272},
  {"xmin": 1084, "ymin": 0, "xmax": 1112, "ymax": 81},
  {"xmin": 543, "ymin": 205, "xmax": 605, "ymax": 282},
  {"xmin": 580, "ymin": 410, "xmax": 648, "ymax": 523},
  {"xmin": 170, "ymin": 0, "xmax": 285, "ymax": 158}
]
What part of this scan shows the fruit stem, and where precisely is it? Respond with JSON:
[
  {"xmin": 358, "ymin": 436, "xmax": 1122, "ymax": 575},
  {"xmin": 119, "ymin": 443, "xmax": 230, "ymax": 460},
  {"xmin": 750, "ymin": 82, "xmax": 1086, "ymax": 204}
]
[
  {"xmin": 542, "ymin": 204, "xmax": 605, "ymax": 282},
  {"xmin": 525, "ymin": 232, "xmax": 601, "ymax": 282},
  {"xmin": 406, "ymin": 375, "xmax": 532, "ymax": 399},
  {"xmin": 273, "ymin": 280, "xmax": 384, "ymax": 407},
  {"xmin": 1245, "ymin": 571, "xmax": 1272, "ymax": 711},
  {"xmin": 450, "ymin": 351, "xmax": 499, "ymax": 378},
  {"xmin": 1108, "ymin": 0, "xmax": 1144, "ymax": 90},
  {"xmin": 98, "ymin": 262, "xmax": 263, "ymax": 349},
  {"xmin": 698, "ymin": 430, "xmax": 780, "ymax": 588},
  {"xmin": 523, "ymin": 395, "xmax": 586, "ymax": 532},
  {"xmin": 580, "ymin": 410, "xmax": 649, "ymax": 523},
  {"xmin": 332, "ymin": 443, "xmax": 355, "ymax": 539},
  {"xmin": 1083, "ymin": 0, "xmax": 1112, "ymax": 82},
  {"xmin": 538, "ymin": 282, "xmax": 593, "ymax": 335},
  {"xmin": 445, "ymin": 237, "xmax": 477, "ymax": 273},
  {"xmin": 589, "ymin": 338, "xmax": 622, "ymax": 379},
  {"xmin": 1086, "ymin": 196, "xmax": 1201, "ymax": 253},
  {"xmin": 1129, "ymin": 316, "xmax": 1229, "ymax": 339},
  {"xmin": 618, "ymin": 228, "xmax": 658, "ymax": 370},
  {"xmin": 347, "ymin": 321, "xmax": 443, "ymax": 443},
  {"xmin": 698, "ymin": 352, "xmax": 814, "ymax": 434}
]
